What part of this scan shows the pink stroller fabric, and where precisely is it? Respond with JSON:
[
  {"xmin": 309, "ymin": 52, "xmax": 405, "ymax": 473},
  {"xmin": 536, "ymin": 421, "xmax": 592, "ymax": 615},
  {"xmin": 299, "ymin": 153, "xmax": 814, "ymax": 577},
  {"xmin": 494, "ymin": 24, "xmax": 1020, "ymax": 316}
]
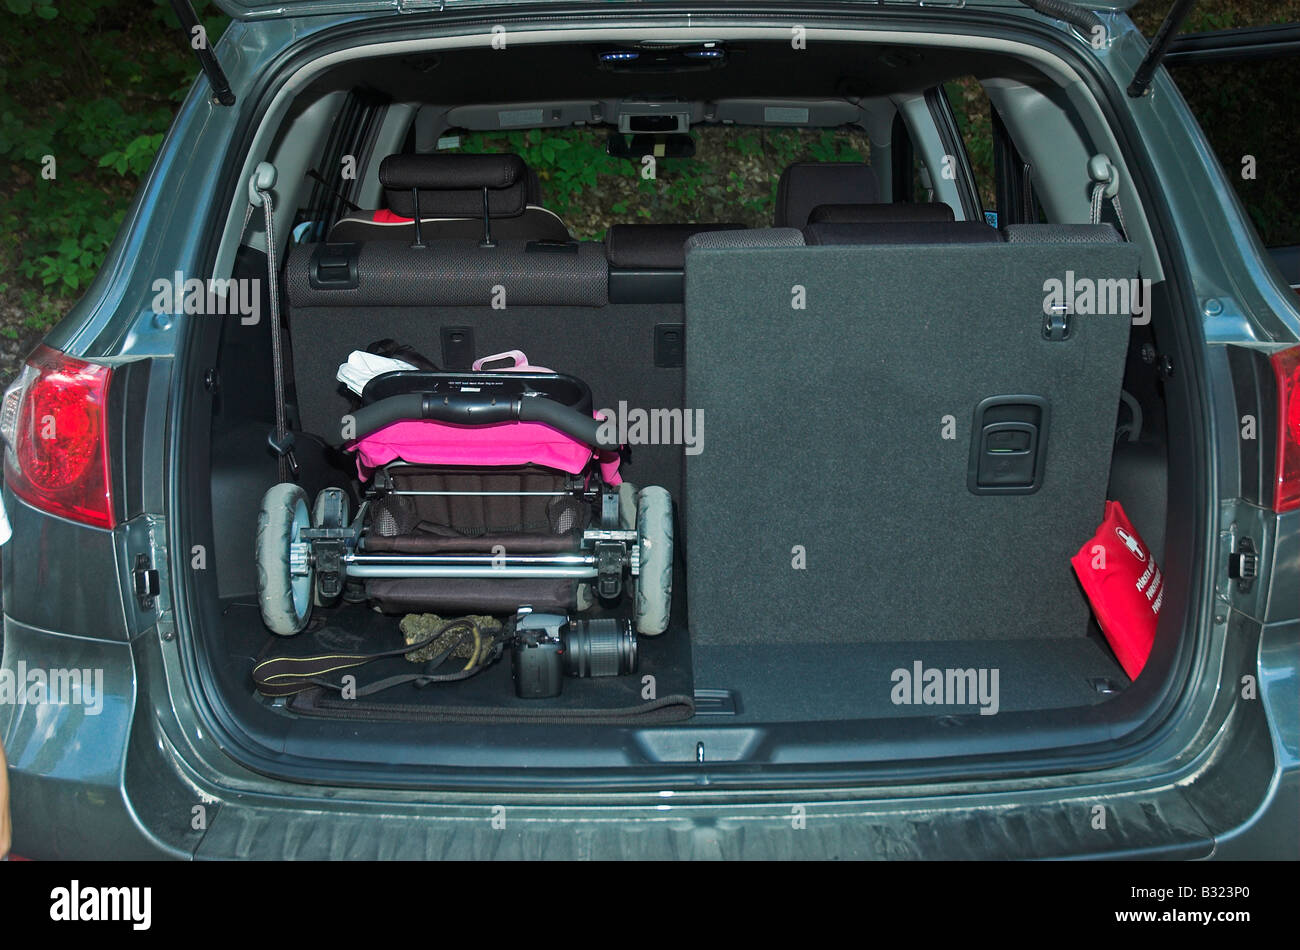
[
  {"xmin": 348, "ymin": 351, "xmax": 621, "ymax": 482},
  {"xmin": 351, "ymin": 417, "xmax": 621, "ymax": 483}
]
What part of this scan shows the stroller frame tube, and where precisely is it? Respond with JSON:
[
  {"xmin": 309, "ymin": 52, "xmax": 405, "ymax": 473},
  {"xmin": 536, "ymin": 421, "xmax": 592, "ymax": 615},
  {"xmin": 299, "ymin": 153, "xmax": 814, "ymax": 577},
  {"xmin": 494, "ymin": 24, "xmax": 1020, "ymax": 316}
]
[{"xmin": 343, "ymin": 552, "xmax": 598, "ymax": 580}]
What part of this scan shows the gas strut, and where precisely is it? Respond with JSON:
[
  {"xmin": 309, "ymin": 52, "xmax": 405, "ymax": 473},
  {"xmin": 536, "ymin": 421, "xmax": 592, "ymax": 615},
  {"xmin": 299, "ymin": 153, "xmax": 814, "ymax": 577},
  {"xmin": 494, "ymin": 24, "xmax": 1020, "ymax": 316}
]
[
  {"xmin": 1128, "ymin": 0, "xmax": 1198, "ymax": 97},
  {"xmin": 168, "ymin": 0, "xmax": 236, "ymax": 107}
]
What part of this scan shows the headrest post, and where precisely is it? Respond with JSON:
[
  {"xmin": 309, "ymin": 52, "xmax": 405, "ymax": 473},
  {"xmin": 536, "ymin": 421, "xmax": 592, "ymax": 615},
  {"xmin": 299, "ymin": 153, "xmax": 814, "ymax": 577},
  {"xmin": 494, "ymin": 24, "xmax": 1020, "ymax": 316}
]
[
  {"xmin": 409, "ymin": 187, "xmax": 426, "ymax": 249},
  {"xmin": 478, "ymin": 185, "xmax": 496, "ymax": 248}
]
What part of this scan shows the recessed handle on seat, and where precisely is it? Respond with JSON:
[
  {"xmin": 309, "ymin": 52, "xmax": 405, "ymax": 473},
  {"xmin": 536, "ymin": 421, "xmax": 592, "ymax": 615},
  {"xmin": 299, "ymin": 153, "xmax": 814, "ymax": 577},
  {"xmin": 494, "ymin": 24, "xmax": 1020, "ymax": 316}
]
[{"xmin": 967, "ymin": 395, "xmax": 1050, "ymax": 495}]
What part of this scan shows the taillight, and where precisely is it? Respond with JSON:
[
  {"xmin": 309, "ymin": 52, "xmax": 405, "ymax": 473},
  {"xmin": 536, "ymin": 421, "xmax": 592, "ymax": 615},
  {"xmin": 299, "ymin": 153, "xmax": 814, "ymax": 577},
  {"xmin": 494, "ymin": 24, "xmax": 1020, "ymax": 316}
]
[
  {"xmin": 1, "ymin": 344, "xmax": 115, "ymax": 529},
  {"xmin": 1273, "ymin": 345, "xmax": 1300, "ymax": 513}
]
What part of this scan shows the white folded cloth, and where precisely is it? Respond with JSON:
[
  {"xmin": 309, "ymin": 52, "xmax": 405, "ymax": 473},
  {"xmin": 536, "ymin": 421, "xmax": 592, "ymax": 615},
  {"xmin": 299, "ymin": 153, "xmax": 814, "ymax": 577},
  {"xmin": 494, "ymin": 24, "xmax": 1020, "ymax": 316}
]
[{"xmin": 336, "ymin": 350, "xmax": 417, "ymax": 397}]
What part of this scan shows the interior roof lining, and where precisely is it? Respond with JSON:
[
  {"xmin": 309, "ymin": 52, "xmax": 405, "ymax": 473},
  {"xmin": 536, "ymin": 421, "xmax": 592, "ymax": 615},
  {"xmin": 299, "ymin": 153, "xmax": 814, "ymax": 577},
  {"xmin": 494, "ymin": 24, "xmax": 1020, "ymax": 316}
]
[{"xmin": 298, "ymin": 40, "xmax": 1048, "ymax": 105}]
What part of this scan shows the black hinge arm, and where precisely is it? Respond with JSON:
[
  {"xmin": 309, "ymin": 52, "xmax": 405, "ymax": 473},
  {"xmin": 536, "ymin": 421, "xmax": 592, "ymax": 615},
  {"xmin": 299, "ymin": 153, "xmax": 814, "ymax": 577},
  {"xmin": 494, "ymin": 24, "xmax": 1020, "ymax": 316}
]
[
  {"xmin": 168, "ymin": 0, "xmax": 236, "ymax": 107},
  {"xmin": 1128, "ymin": 0, "xmax": 1198, "ymax": 98},
  {"xmin": 1016, "ymin": 0, "xmax": 1104, "ymax": 37}
]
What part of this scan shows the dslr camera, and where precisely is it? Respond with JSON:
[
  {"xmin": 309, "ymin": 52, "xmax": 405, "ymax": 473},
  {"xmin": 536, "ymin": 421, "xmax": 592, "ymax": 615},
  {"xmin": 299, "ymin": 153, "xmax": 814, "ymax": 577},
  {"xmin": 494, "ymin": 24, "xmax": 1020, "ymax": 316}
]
[{"xmin": 510, "ymin": 610, "xmax": 638, "ymax": 699}]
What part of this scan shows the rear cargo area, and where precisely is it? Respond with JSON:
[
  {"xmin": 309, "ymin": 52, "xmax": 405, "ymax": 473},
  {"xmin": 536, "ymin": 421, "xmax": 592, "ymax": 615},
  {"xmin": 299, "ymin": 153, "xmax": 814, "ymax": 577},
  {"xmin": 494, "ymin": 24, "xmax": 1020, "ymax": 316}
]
[
  {"xmin": 177, "ymin": 34, "xmax": 1186, "ymax": 766},
  {"xmin": 199, "ymin": 225, "xmax": 1165, "ymax": 731}
]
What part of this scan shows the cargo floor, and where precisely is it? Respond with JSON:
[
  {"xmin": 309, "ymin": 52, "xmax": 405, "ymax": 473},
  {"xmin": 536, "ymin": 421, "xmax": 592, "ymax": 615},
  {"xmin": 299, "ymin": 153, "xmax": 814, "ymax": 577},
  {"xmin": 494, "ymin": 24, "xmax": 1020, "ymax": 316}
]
[
  {"xmin": 692, "ymin": 635, "xmax": 1128, "ymax": 723},
  {"xmin": 225, "ymin": 598, "xmax": 696, "ymax": 724},
  {"xmin": 224, "ymin": 597, "xmax": 1126, "ymax": 725}
]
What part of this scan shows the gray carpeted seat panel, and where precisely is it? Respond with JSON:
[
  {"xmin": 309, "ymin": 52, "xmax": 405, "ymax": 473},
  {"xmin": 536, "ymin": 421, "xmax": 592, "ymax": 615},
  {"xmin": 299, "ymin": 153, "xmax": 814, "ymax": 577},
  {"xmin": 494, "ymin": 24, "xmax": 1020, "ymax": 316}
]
[{"xmin": 684, "ymin": 240, "xmax": 1142, "ymax": 645}]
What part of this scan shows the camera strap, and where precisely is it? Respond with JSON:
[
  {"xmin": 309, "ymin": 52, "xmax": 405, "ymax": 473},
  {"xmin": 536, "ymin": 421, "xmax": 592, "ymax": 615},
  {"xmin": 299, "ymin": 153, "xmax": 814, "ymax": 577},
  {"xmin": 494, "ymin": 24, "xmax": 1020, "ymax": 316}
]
[{"xmin": 253, "ymin": 618, "xmax": 502, "ymax": 697}]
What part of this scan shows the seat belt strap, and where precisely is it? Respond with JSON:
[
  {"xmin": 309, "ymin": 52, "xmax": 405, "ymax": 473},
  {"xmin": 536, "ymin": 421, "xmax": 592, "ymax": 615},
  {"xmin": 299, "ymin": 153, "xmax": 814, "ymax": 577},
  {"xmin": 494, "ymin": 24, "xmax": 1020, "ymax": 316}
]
[
  {"xmin": 1087, "ymin": 153, "xmax": 1129, "ymax": 240},
  {"xmin": 243, "ymin": 162, "xmax": 298, "ymax": 481}
]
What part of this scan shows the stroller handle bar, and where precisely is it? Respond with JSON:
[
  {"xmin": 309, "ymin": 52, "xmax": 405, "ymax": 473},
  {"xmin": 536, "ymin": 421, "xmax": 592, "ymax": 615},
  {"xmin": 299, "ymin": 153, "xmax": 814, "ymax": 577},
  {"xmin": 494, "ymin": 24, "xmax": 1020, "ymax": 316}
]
[{"xmin": 347, "ymin": 392, "xmax": 620, "ymax": 450}]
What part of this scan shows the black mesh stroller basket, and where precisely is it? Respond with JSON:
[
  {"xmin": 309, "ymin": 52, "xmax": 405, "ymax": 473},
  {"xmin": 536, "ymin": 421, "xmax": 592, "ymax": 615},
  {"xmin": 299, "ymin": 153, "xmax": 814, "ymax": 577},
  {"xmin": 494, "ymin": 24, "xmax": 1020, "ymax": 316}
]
[{"xmin": 362, "ymin": 464, "xmax": 594, "ymax": 613}]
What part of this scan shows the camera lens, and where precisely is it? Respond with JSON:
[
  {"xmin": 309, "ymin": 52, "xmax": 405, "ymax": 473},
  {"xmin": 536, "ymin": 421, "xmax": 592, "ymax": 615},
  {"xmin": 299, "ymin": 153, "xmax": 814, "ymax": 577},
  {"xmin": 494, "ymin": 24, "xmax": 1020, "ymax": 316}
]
[{"xmin": 563, "ymin": 618, "xmax": 637, "ymax": 678}]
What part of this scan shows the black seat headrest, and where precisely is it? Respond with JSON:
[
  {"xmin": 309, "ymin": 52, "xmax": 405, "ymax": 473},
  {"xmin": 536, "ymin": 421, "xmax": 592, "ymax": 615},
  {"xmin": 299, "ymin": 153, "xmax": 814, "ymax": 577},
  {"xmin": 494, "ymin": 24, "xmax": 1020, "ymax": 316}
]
[
  {"xmin": 807, "ymin": 202, "xmax": 955, "ymax": 225},
  {"xmin": 774, "ymin": 162, "xmax": 880, "ymax": 228},
  {"xmin": 378, "ymin": 153, "xmax": 532, "ymax": 219},
  {"xmin": 379, "ymin": 153, "xmax": 527, "ymax": 190}
]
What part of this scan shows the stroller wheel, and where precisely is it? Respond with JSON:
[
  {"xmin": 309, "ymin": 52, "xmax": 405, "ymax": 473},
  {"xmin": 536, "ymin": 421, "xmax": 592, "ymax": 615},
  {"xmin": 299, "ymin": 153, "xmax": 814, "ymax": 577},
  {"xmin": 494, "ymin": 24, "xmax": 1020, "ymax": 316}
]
[
  {"xmin": 617, "ymin": 482, "xmax": 639, "ymax": 530},
  {"xmin": 256, "ymin": 483, "xmax": 314, "ymax": 636},
  {"xmin": 634, "ymin": 486, "xmax": 674, "ymax": 636},
  {"xmin": 312, "ymin": 489, "xmax": 350, "ymax": 607}
]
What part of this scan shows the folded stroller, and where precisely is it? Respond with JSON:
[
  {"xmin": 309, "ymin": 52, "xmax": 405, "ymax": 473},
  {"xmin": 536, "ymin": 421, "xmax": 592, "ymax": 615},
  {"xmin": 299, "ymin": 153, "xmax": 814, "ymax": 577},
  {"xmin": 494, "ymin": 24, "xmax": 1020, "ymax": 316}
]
[{"xmin": 254, "ymin": 352, "xmax": 674, "ymax": 639}]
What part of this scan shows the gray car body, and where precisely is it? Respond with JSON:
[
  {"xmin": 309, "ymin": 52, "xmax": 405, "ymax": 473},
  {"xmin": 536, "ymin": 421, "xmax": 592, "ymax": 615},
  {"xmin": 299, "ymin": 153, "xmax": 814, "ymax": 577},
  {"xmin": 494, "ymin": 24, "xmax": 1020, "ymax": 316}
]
[{"xmin": 2, "ymin": 0, "xmax": 1297, "ymax": 859}]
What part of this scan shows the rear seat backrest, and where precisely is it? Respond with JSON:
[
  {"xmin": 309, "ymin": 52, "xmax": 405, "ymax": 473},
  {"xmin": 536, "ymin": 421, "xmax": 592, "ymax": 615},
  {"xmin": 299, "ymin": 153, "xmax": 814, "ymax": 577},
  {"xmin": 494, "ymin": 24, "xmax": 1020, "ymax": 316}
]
[
  {"xmin": 685, "ymin": 228, "xmax": 805, "ymax": 251},
  {"xmin": 284, "ymin": 232, "xmax": 681, "ymax": 499},
  {"xmin": 803, "ymin": 219, "xmax": 1001, "ymax": 245},
  {"xmin": 605, "ymin": 223, "xmax": 747, "ymax": 270},
  {"xmin": 807, "ymin": 201, "xmax": 955, "ymax": 224},
  {"xmin": 682, "ymin": 225, "xmax": 1142, "ymax": 646},
  {"xmin": 605, "ymin": 223, "xmax": 757, "ymax": 304},
  {"xmin": 774, "ymin": 162, "xmax": 881, "ymax": 228},
  {"xmin": 329, "ymin": 153, "xmax": 570, "ymax": 243},
  {"xmin": 1001, "ymin": 223, "xmax": 1123, "ymax": 244}
]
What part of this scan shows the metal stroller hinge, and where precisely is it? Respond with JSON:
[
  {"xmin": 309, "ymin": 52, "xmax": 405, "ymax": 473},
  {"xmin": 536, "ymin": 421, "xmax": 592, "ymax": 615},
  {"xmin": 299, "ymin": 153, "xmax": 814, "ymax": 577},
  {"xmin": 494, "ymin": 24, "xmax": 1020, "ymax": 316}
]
[
  {"xmin": 582, "ymin": 529, "xmax": 640, "ymax": 576},
  {"xmin": 594, "ymin": 541, "xmax": 626, "ymax": 599}
]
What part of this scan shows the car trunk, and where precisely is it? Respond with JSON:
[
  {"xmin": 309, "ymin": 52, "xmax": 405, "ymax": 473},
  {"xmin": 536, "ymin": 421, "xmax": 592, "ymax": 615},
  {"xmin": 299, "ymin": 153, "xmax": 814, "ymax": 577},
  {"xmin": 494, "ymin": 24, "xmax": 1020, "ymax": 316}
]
[
  {"xmin": 170, "ymin": 28, "xmax": 1196, "ymax": 781},
  {"xmin": 184, "ymin": 240, "xmax": 1172, "ymax": 755}
]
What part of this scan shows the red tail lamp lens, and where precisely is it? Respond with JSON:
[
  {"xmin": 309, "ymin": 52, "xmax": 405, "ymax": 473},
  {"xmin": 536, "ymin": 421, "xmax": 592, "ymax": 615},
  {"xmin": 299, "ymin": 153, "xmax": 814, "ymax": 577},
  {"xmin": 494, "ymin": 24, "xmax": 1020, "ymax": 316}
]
[{"xmin": 2, "ymin": 345, "xmax": 114, "ymax": 529}]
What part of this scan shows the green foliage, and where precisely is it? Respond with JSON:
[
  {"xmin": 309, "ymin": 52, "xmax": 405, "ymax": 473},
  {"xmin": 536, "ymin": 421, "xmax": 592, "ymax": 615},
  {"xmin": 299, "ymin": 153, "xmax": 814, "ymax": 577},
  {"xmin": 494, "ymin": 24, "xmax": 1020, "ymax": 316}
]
[
  {"xmin": 453, "ymin": 126, "xmax": 869, "ymax": 239},
  {"xmin": 1132, "ymin": 1, "xmax": 1300, "ymax": 36},
  {"xmin": 0, "ymin": 0, "xmax": 227, "ymax": 329},
  {"xmin": 945, "ymin": 79, "xmax": 996, "ymax": 212},
  {"xmin": 0, "ymin": 0, "xmax": 1294, "ymax": 339}
]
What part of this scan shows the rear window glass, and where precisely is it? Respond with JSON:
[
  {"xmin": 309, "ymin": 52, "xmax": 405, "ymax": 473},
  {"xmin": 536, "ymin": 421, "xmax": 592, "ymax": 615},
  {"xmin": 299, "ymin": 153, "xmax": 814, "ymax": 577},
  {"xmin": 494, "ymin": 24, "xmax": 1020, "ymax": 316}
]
[
  {"xmin": 1132, "ymin": 1, "xmax": 1300, "ymax": 248},
  {"xmin": 944, "ymin": 78, "xmax": 996, "ymax": 214},
  {"xmin": 446, "ymin": 126, "xmax": 871, "ymax": 239},
  {"xmin": 1167, "ymin": 54, "xmax": 1300, "ymax": 248}
]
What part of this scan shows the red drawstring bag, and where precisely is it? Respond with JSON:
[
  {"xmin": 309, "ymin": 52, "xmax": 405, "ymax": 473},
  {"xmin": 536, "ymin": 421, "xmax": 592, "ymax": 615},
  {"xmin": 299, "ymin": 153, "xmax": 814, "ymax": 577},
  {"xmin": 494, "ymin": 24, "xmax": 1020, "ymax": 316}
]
[{"xmin": 1071, "ymin": 501, "xmax": 1162, "ymax": 680}]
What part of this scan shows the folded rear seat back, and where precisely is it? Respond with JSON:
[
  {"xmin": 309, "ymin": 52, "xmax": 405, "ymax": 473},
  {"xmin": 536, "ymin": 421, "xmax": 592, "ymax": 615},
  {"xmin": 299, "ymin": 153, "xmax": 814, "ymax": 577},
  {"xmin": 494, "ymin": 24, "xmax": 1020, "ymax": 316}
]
[
  {"xmin": 284, "ymin": 231, "xmax": 609, "ymax": 449},
  {"xmin": 803, "ymin": 219, "xmax": 1002, "ymax": 245},
  {"xmin": 1001, "ymin": 223, "xmax": 1123, "ymax": 244},
  {"xmin": 684, "ymin": 228, "xmax": 805, "ymax": 251},
  {"xmin": 282, "ymin": 228, "xmax": 687, "ymax": 499},
  {"xmin": 683, "ymin": 223, "xmax": 1142, "ymax": 646}
]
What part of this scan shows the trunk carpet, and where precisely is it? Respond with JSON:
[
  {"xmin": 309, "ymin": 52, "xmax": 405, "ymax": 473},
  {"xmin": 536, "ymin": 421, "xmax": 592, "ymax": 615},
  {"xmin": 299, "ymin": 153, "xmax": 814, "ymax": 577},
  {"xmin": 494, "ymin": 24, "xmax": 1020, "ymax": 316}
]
[
  {"xmin": 692, "ymin": 635, "xmax": 1128, "ymax": 723},
  {"xmin": 243, "ymin": 600, "xmax": 695, "ymax": 724}
]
